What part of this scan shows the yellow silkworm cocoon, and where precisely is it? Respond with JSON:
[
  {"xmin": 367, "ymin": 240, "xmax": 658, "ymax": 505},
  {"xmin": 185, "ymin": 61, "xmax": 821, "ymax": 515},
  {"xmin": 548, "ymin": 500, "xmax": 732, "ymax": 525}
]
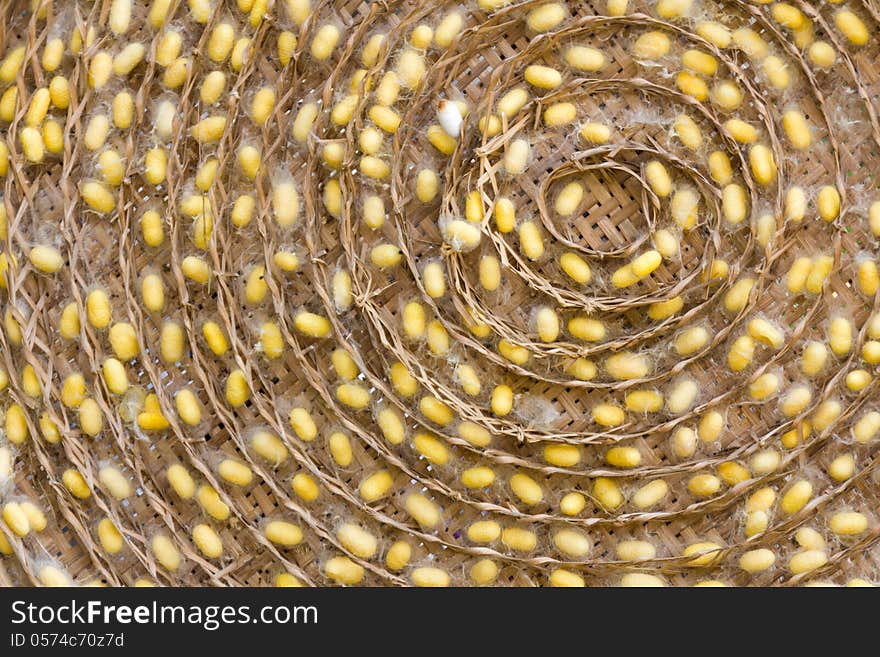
[
  {"xmin": 143, "ymin": 147, "xmax": 167, "ymax": 186},
  {"xmin": 237, "ymin": 145, "xmax": 262, "ymax": 181},
  {"xmin": 606, "ymin": 351, "xmax": 649, "ymax": 380},
  {"xmin": 156, "ymin": 30, "xmax": 183, "ymax": 66},
  {"xmin": 723, "ymin": 277, "xmax": 754, "ymax": 313},
  {"xmin": 264, "ymin": 520, "xmax": 303, "ymax": 547},
  {"xmin": 747, "ymin": 318, "xmax": 783, "ymax": 348},
  {"xmin": 140, "ymin": 273, "xmax": 164, "ymax": 312},
  {"xmin": 102, "ymin": 358, "xmax": 129, "ymax": 395},
  {"xmin": 518, "ymin": 221, "xmax": 544, "ymax": 260},
  {"xmin": 272, "ymin": 179, "xmax": 300, "ymax": 227},
  {"xmin": 559, "ymin": 252, "xmax": 592, "ymax": 284},
  {"xmin": 397, "ymin": 48, "xmax": 427, "ymax": 90},
  {"xmin": 748, "ymin": 372, "xmax": 779, "ymax": 400},
  {"xmin": 496, "ymin": 88, "xmax": 528, "ymax": 120},
  {"xmin": 416, "ymin": 396, "xmax": 451, "ymax": 426},
  {"xmin": 20, "ymin": 126, "xmax": 45, "ymax": 163},
  {"xmin": 708, "ymin": 150, "xmax": 733, "ymax": 186},
  {"xmin": 221, "ymin": 367, "xmax": 249, "ymax": 407},
  {"xmin": 782, "ymin": 110, "xmax": 811, "ymax": 150},
  {"xmin": 524, "ymin": 64, "xmax": 564, "ymax": 89},
  {"xmin": 81, "ymin": 180, "xmax": 116, "ymax": 213},
  {"xmin": 25, "ymin": 87, "xmax": 51, "ymax": 128},
  {"xmin": 360, "ymin": 155, "xmax": 390, "ymax": 180},
  {"xmin": 206, "ymin": 22, "xmax": 234, "ymax": 62},
  {"xmin": 460, "ymin": 465, "xmax": 495, "ymax": 489},
  {"xmin": 98, "ymin": 149, "xmax": 124, "ymax": 187},
  {"xmin": 579, "ymin": 121, "xmax": 611, "ymax": 144},
  {"xmin": 629, "ymin": 480, "xmax": 669, "ymax": 512},
  {"xmin": 554, "ymin": 529, "xmax": 590, "ymax": 558},
  {"xmin": 631, "ymin": 250, "xmax": 662, "ymax": 277},
  {"xmin": 675, "ymin": 113, "xmax": 703, "ymax": 150},
  {"xmin": 191, "ymin": 116, "xmax": 227, "ymax": 143},
  {"xmin": 811, "ymin": 399, "xmax": 841, "ymax": 432},
  {"xmin": 434, "ymin": 11, "xmax": 463, "ymax": 47},
  {"xmin": 88, "ymin": 51, "xmax": 113, "ymax": 89},
  {"xmin": 698, "ymin": 410, "xmax": 724, "ymax": 443},
  {"xmin": 291, "ymin": 102, "xmax": 318, "ymax": 142},
  {"xmin": 863, "ymin": 340, "xmax": 880, "ymax": 364},
  {"xmin": 828, "ymin": 453, "xmax": 855, "ymax": 481},
  {"xmin": 565, "ymin": 45, "xmax": 605, "ymax": 72},
  {"xmin": 406, "ymin": 492, "xmax": 440, "ymax": 528},
  {"xmin": 817, "ymin": 185, "xmax": 840, "ymax": 222},
  {"xmin": 633, "ymin": 30, "xmax": 671, "ymax": 59},
  {"xmin": 174, "ymin": 389, "xmax": 202, "ymax": 427},
  {"xmin": 413, "ymin": 432, "xmax": 448, "ymax": 464},
  {"xmin": 491, "ymin": 384, "xmax": 514, "ymax": 416},
  {"xmin": 568, "ymin": 316, "xmax": 606, "ymax": 342},
  {"xmin": 375, "ymin": 407, "xmax": 405, "ymax": 446},
  {"xmin": 744, "ymin": 510, "xmax": 767, "ymax": 536},
  {"xmin": 362, "ymin": 195, "xmax": 385, "ymax": 230},
  {"xmin": 555, "ymin": 182, "xmax": 584, "ymax": 217},
  {"xmin": 218, "ymin": 459, "xmax": 253, "ymax": 488},
  {"xmin": 673, "ymin": 326, "xmax": 711, "ymax": 356},
  {"xmin": 829, "ymin": 317, "xmax": 852, "ymax": 357},
  {"xmin": 99, "ymin": 465, "xmax": 131, "ymax": 500},
  {"xmin": 526, "ymin": 2, "xmax": 566, "ymax": 31},
  {"xmin": 336, "ymin": 383, "xmax": 370, "ymax": 410},
  {"xmin": 835, "ymin": 10, "xmax": 868, "ymax": 46},
  {"xmin": 110, "ymin": 93, "xmax": 135, "ymax": 132},
  {"xmin": 676, "ymin": 71, "xmax": 708, "ymax": 101},
  {"xmin": 369, "ymin": 104, "xmax": 401, "ymax": 134},
  {"xmin": 666, "ymin": 379, "xmax": 699, "ymax": 414},
  {"xmin": 371, "ymin": 244, "xmax": 403, "ymax": 269},
  {"xmin": 807, "ymin": 40, "xmax": 836, "ymax": 69},
  {"xmin": 402, "ymin": 301, "xmax": 426, "ymax": 339},
  {"xmin": 0, "ymin": 46, "xmax": 24, "ymax": 83},
  {"xmin": 829, "ymin": 511, "xmax": 867, "ymax": 536},
  {"xmin": 682, "ymin": 49, "xmax": 717, "ymax": 76},
  {"xmin": 672, "ymin": 426, "xmax": 697, "ymax": 458},
  {"xmin": 611, "ymin": 264, "xmax": 639, "ymax": 288},
  {"xmin": 647, "ymin": 296, "xmax": 683, "ymax": 321},
  {"xmin": 151, "ymin": 534, "xmax": 181, "ymax": 571},
  {"xmin": 28, "ymin": 244, "xmax": 63, "ymax": 273},
  {"xmin": 509, "ymin": 472, "xmax": 543, "ymax": 505},
  {"xmin": 113, "ymin": 43, "xmax": 145, "ymax": 78},
  {"xmin": 772, "ymin": 3, "xmax": 806, "ymax": 29},
  {"xmin": 606, "ymin": 446, "xmax": 641, "ymax": 468},
  {"xmin": 62, "ymin": 469, "xmax": 91, "ymax": 499},
  {"xmin": 98, "ymin": 518, "xmax": 123, "ymax": 554},
  {"xmin": 781, "ymin": 480, "xmax": 813, "ymax": 514},
  {"xmin": 616, "ymin": 540, "xmax": 656, "ymax": 561},
  {"xmin": 166, "ymin": 464, "xmax": 195, "ymax": 500},
  {"xmin": 331, "ymin": 94, "xmax": 358, "ymax": 127},
  {"xmin": 0, "ymin": 87, "xmax": 18, "ymax": 122},
  {"xmin": 718, "ymin": 461, "xmax": 749, "ymax": 486},
  {"xmin": 645, "ymin": 160, "xmax": 672, "ymax": 197},
  {"xmin": 657, "ymin": 0, "xmax": 692, "ymax": 18},
  {"xmin": 593, "ymin": 477, "xmax": 623, "ymax": 510},
  {"xmin": 696, "ymin": 20, "xmax": 731, "ymax": 47},
  {"xmin": 592, "ymin": 403, "xmax": 625, "ymax": 427},
  {"xmin": 375, "ymin": 72, "xmax": 400, "ymax": 106},
  {"xmin": 761, "ymin": 56, "xmax": 789, "ymax": 89},
  {"xmin": 411, "ymin": 567, "xmax": 449, "ymax": 588},
  {"xmin": 107, "ymin": 323, "xmax": 138, "ymax": 361},
  {"xmin": 310, "ymin": 24, "xmax": 341, "ymax": 61},
  {"xmin": 688, "ymin": 473, "xmax": 721, "ymax": 497},
  {"xmin": 750, "ymin": 449, "xmax": 781, "ymax": 475},
  {"xmin": 739, "ymin": 548, "xmax": 776, "ymax": 573},
  {"xmin": 409, "ymin": 24, "xmax": 433, "ymax": 49},
  {"xmin": 549, "ymin": 569, "xmax": 585, "ymax": 588},
  {"xmin": 5, "ymin": 404, "xmax": 28, "ymax": 445},
  {"xmin": 542, "ymin": 444, "xmax": 580, "ymax": 468},
  {"xmin": 158, "ymin": 320, "xmax": 185, "ymax": 364},
  {"xmin": 544, "ymin": 102, "xmax": 577, "ymax": 127},
  {"xmin": 854, "ymin": 411, "xmax": 880, "ymax": 444},
  {"xmin": 194, "ymin": 484, "xmax": 229, "ymax": 522},
  {"xmin": 192, "ymin": 524, "xmax": 223, "ymax": 559},
  {"xmin": 535, "ymin": 307, "xmax": 560, "ymax": 342},
  {"xmin": 721, "ymin": 183, "xmax": 747, "ymax": 224},
  {"xmin": 749, "ymin": 144, "xmax": 777, "ymax": 185},
  {"xmin": 250, "ymin": 87, "xmax": 276, "ymax": 126},
  {"xmin": 332, "ymin": 349, "xmax": 358, "ymax": 382},
  {"xmin": 804, "ymin": 255, "xmax": 834, "ymax": 294},
  {"xmin": 858, "ymin": 258, "xmax": 880, "ymax": 296},
  {"xmin": 199, "ymin": 71, "xmax": 227, "ymax": 105},
  {"xmin": 498, "ymin": 339, "xmax": 530, "ymax": 365},
  {"xmin": 479, "ymin": 256, "xmax": 501, "ymax": 292},
  {"xmin": 684, "ymin": 542, "xmax": 723, "ymax": 566},
  {"xmin": 42, "ymin": 38, "xmax": 64, "ymax": 71},
  {"xmin": 786, "ymin": 256, "xmax": 811, "ymax": 294},
  {"xmin": 789, "ymin": 550, "xmax": 827, "ymax": 575},
  {"xmin": 780, "ymin": 385, "xmax": 812, "ymax": 417},
  {"xmin": 336, "ymin": 523, "xmax": 378, "ymax": 560},
  {"xmin": 504, "ymin": 139, "xmax": 530, "ymax": 175},
  {"xmin": 415, "ymin": 169, "xmax": 439, "ymax": 203},
  {"xmin": 61, "ymin": 373, "xmax": 87, "ymax": 409}
]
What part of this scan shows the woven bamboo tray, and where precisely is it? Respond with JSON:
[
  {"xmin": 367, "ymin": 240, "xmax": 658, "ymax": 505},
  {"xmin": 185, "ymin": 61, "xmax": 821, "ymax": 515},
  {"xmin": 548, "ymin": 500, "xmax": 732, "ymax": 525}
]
[{"xmin": 0, "ymin": 0, "xmax": 879, "ymax": 587}]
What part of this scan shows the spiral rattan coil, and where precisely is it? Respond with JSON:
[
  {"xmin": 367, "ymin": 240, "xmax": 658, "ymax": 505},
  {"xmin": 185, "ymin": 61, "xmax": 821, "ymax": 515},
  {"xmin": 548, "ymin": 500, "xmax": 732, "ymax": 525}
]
[{"xmin": 0, "ymin": 0, "xmax": 879, "ymax": 587}]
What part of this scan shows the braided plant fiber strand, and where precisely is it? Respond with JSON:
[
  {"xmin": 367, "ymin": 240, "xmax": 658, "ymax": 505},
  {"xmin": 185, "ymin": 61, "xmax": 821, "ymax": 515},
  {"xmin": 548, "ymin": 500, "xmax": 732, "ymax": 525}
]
[{"xmin": 0, "ymin": 0, "xmax": 879, "ymax": 587}]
